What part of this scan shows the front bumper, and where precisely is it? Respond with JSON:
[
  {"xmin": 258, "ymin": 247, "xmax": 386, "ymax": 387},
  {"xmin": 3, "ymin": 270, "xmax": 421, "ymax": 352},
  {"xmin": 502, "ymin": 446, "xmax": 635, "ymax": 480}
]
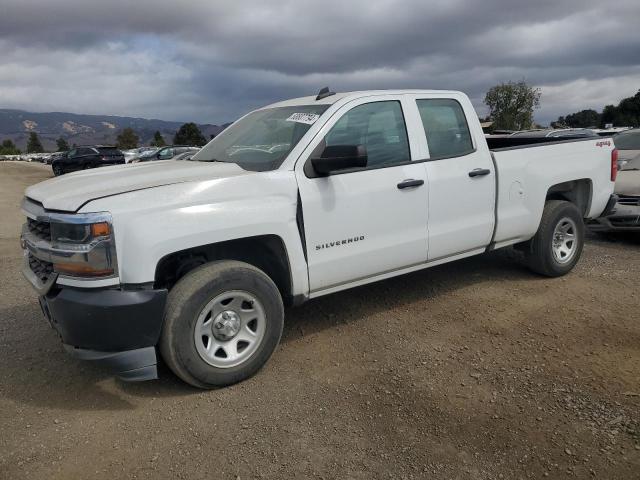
[{"xmin": 40, "ymin": 286, "xmax": 167, "ymax": 381}]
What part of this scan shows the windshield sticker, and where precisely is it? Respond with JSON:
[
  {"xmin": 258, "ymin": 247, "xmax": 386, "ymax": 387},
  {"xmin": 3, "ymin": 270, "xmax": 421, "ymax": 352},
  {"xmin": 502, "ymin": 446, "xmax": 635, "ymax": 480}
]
[{"xmin": 286, "ymin": 113, "xmax": 320, "ymax": 125}]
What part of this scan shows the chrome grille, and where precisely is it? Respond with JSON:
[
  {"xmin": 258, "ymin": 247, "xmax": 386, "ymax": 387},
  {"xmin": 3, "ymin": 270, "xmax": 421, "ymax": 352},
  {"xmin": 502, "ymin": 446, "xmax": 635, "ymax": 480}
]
[
  {"xmin": 617, "ymin": 195, "xmax": 640, "ymax": 206},
  {"xmin": 27, "ymin": 217, "xmax": 51, "ymax": 241}
]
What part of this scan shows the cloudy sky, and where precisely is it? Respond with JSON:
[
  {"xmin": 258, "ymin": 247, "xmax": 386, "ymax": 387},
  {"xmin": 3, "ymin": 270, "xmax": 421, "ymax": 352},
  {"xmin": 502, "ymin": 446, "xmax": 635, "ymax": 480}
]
[{"xmin": 1, "ymin": 0, "xmax": 639, "ymax": 125}]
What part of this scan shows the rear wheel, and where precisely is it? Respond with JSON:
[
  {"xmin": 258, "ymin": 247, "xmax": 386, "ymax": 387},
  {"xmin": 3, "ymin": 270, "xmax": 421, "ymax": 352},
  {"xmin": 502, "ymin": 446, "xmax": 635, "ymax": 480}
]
[
  {"xmin": 526, "ymin": 200, "xmax": 584, "ymax": 277},
  {"xmin": 160, "ymin": 260, "xmax": 284, "ymax": 388}
]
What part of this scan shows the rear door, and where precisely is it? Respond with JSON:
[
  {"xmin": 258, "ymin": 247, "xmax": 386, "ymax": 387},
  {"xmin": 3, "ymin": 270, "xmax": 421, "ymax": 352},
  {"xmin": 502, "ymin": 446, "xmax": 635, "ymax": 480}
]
[
  {"xmin": 295, "ymin": 95, "xmax": 429, "ymax": 293},
  {"xmin": 409, "ymin": 95, "xmax": 495, "ymax": 260},
  {"xmin": 74, "ymin": 147, "xmax": 92, "ymax": 170}
]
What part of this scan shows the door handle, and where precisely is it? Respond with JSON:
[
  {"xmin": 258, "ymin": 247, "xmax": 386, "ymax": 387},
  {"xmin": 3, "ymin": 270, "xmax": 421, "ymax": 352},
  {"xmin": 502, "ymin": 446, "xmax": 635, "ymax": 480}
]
[
  {"xmin": 468, "ymin": 168, "xmax": 491, "ymax": 178},
  {"xmin": 397, "ymin": 179, "xmax": 424, "ymax": 189}
]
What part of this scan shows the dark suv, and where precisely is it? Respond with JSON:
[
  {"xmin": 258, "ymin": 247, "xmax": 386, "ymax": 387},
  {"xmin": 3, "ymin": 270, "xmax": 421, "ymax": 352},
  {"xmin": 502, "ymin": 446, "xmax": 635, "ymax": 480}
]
[{"xmin": 52, "ymin": 146, "xmax": 125, "ymax": 175}]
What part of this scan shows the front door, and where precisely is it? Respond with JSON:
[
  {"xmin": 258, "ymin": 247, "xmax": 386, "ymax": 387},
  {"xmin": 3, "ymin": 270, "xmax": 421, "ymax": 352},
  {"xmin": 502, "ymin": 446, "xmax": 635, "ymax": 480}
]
[{"xmin": 296, "ymin": 97, "xmax": 429, "ymax": 293}]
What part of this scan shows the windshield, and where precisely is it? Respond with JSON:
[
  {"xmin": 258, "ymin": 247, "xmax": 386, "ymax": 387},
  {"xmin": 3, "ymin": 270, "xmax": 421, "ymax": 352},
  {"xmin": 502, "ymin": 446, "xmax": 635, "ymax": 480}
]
[{"xmin": 191, "ymin": 105, "xmax": 330, "ymax": 171}]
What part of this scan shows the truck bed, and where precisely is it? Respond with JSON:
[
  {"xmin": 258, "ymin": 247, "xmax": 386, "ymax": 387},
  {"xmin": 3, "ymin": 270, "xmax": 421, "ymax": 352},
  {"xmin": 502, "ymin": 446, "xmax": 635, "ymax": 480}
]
[{"xmin": 489, "ymin": 137, "xmax": 614, "ymax": 248}]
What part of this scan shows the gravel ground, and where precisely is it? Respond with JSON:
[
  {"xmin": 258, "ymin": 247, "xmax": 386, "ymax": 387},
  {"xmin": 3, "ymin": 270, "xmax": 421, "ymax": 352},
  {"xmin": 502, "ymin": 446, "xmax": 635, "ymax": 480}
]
[{"xmin": 0, "ymin": 161, "xmax": 638, "ymax": 479}]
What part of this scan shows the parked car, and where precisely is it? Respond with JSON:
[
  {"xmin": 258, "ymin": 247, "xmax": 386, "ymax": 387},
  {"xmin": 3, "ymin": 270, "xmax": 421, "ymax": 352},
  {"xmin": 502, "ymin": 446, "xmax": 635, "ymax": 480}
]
[
  {"xmin": 127, "ymin": 147, "xmax": 160, "ymax": 163},
  {"xmin": 46, "ymin": 151, "xmax": 66, "ymax": 165},
  {"xmin": 123, "ymin": 147, "xmax": 157, "ymax": 163},
  {"xmin": 510, "ymin": 128, "xmax": 599, "ymax": 138},
  {"xmin": 21, "ymin": 88, "xmax": 615, "ymax": 388},
  {"xmin": 173, "ymin": 149, "xmax": 200, "ymax": 161},
  {"xmin": 130, "ymin": 146, "xmax": 200, "ymax": 163},
  {"xmin": 589, "ymin": 129, "xmax": 640, "ymax": 231},
  {"xmin": 52, "ymin": 146, "xmax": 125, "ymax": 175}
]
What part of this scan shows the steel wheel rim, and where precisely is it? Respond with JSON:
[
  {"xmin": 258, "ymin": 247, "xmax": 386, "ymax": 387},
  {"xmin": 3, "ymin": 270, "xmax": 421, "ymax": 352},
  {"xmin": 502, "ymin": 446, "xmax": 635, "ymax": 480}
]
[
  {"xmin": 194, "ymin": 290, "xmax": 266, "ymax": 368},
  {"xmin": 552, "ymin": 217, "xmax": 578, "ymax": 264}
]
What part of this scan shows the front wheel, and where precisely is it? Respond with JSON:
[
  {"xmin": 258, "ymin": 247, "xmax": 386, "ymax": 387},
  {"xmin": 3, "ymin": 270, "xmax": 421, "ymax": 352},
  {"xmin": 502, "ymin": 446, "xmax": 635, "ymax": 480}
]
[
  {"xmin": 160, "ymin": 260, "xmax": 284, "ymax": 388},
  {"xmin": 52, "ymin": 165, "xmax": 63, "ymax": 176},
  {"xmin": 526, "ymin": 200, "xmax": 585, "ymax": 277}
]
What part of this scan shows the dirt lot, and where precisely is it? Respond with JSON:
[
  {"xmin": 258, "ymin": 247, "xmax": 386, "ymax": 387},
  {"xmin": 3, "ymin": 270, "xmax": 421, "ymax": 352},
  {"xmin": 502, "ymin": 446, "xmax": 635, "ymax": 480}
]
[{"xmin": 0, "ymin": 161, "xmax": 638, "ymax": 479}]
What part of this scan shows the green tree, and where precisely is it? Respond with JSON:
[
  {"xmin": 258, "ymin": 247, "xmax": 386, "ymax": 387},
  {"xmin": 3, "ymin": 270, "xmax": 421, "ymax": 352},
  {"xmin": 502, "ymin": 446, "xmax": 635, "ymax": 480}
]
[
  {"xmin": 150, "ymin": 130, "xmax": 166, "ymax": 147},
  {"xmin": 601, "ymin": 90, "xmax": 640, "ymax": 127},
  {"xmin": 173, "ymin": 123, "xmax": 206, "ymax": 146},
  {"xmin": 553, "ymin": 109, "xmax": 600, "ymax": 129},
  {"xmin": 116, "ymin": 127, "xmax": 139, "ymax": 149},
  {"xmin": 484, "ymin": 80, "xmax": 541, "ymax": 131},
  {"xmin": 26, "ymin": 132, "xmax": 44, "ymax": 153},
  {"xmin": 0, "ymin": 139, "xmax": 21, "ymax": 155},
  {"xmin": 56, "ymin": 137, "xmax": 70, "ymax": 152}
]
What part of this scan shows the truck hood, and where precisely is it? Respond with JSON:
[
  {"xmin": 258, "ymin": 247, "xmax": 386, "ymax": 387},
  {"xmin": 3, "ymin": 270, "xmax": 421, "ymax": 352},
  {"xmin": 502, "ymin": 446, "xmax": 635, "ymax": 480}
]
[{"xmin": 26, "ymin": 160, "xmax": 250, "ymax": 212}]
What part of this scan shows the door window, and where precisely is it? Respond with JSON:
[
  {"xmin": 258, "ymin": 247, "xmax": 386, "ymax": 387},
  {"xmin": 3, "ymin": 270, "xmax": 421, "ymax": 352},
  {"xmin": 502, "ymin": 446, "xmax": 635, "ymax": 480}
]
[
  {"xmin": 324, "ymin": 101, "xmax": 411, "ymax": 169},
  {"xmin": 417, "ymin": 99, "xmax": 474, "ymax": 159}
]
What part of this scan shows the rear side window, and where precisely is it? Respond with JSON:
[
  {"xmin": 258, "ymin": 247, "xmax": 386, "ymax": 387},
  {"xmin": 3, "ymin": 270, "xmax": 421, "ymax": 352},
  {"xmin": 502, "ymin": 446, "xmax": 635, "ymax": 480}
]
[
  {"xmin": 324, "ymin": 101, "xmax": 411, "ymax": 168},
  {"xmin": 417, "ymin": 99, "xmax": 474, "ymax": 159},
  {"xmin": 97, "ymin": 147, "xmax": 121, "ymax": 156}
]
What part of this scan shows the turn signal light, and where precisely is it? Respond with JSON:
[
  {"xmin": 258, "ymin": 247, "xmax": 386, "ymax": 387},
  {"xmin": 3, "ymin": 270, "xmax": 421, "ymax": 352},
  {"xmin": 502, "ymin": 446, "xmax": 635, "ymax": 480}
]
[
  {"xmin": 90, "ymin": 222, "xmax": 111, "ymax": 237},
  {"xmin": 611, "ymin": 148, "xmax": 618, "ymax": 182},
  {"xmin": 53, "ymin": 262, "xmax": 114, "ymax": 277}
]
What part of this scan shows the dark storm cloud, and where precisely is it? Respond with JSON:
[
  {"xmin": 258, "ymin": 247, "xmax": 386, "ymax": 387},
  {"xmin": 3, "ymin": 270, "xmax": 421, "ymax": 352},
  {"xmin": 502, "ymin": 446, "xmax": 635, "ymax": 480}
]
[{"xmin": 1, "ymin": 0, "xmax": 639, "ymax": 124}]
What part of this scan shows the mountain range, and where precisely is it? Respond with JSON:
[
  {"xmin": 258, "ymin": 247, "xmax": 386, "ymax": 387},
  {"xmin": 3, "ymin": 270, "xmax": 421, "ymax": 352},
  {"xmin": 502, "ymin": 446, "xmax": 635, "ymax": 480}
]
[{"xmin": 0, "ymin": 109, "xmax": 229, "ymax": 151}]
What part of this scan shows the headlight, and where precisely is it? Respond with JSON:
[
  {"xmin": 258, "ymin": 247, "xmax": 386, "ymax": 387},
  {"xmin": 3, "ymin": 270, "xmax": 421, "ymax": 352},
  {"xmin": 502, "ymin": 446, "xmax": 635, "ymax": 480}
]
[
  {"xmin": 49, "ymin": 215, "xmax": 118, "ymax": 278},
  {"xmin": 50, "ymin": 221, "xmax": 111, "ymax": 247}
]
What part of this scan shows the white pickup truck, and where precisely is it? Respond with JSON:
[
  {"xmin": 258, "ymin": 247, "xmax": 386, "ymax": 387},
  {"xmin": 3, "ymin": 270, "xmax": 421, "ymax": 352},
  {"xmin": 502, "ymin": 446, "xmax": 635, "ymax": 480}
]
[{"xmin": 21, "ymin": 89, "xmax": 618, "ymax": 388}]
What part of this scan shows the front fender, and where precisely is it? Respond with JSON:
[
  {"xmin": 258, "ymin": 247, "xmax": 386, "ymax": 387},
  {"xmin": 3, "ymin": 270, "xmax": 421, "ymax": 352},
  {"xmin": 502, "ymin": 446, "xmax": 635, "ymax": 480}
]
[{"xmin": 81, "ymin": 171, "xmax": 309, "ymax": 296}]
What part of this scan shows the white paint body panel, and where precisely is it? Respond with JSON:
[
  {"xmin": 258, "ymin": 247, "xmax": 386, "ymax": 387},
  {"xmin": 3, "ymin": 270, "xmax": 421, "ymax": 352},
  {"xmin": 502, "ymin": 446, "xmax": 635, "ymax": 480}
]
[
  {"xmin": 80, "ymin": 168, "xmax": 309, "ymax": 296},
  {"xmin": 404, "ymin": 93, "xmax": 496, "ymax": 260},
  {"xmin": 492, "ymin": 139, "xmax": 614, "ymax": 245},
  {"xmin": 25, "ymin": 160, "xmax": 250, "ymax": 212},
  {"xmin": 294, "ymin": 94, "xmax": 429, "ymax": 293},
  {"xmin": 23, "ymin": 89, "xmax": 615, "ymax": 299}
]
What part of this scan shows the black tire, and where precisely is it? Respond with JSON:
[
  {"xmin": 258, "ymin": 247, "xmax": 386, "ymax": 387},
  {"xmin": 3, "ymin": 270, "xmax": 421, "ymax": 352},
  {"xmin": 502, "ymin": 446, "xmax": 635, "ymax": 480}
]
[
  {"xmin": 159, "ymin": 260, "xmax": 284, "ymax": 389},
  {"xmin": 52, "ymin": 165, "xmax": 63, "ymax": 176},
  {"xmin": 526, "ymin": 200, "xmax": 584, "ymax": 277}
]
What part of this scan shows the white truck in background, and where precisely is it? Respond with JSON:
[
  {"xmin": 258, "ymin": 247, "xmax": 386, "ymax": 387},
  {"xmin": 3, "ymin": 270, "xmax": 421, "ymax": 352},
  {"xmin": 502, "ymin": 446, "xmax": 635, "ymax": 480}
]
[{"xmin": 21, "ymin": 88, "xmax": 617, "ymax": 388}]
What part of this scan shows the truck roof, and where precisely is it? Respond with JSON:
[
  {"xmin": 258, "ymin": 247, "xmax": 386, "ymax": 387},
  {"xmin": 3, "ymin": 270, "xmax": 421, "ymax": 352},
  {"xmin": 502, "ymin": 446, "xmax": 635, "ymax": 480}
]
[{"xmin": 261, "ymin": 89, "xmax": 464, "ymax": 109}]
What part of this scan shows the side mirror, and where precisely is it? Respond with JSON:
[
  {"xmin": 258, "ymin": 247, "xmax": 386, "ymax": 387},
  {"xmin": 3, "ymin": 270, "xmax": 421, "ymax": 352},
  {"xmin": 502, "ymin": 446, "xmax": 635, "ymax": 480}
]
[{"xmin": 310, "ymin": 145, "xmax": 367, "ymax": 176}]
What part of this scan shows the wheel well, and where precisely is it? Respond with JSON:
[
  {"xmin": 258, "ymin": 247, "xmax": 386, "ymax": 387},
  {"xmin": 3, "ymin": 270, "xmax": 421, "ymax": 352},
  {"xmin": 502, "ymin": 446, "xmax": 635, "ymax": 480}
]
[
  {"xmin": 155, "ymin": 235, "xmax": 293, "ymax": 304},
  {"xmin": 545, "ymin": 179, "xmax": 592, "ymax": 217}
]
